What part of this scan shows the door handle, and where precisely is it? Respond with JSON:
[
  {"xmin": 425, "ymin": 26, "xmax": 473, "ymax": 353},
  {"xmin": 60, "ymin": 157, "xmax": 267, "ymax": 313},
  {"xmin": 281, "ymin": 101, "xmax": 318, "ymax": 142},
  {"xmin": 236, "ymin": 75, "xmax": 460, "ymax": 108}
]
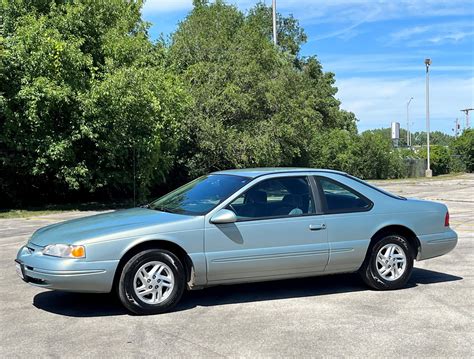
[{"xmin": 309, "ymin": 223, "xmax": 326, "ymax": 231}]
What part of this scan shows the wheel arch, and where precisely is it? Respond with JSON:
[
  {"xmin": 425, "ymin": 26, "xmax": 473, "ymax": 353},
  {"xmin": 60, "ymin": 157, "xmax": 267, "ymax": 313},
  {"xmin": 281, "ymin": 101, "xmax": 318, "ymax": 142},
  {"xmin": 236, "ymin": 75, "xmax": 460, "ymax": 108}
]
[
  {"xmin": 112, "ymin": 239, "xmax": 195, "ymax": 292},
  {"xmin": 369, "ymin": 224, "xmax": 421, "ymax": 259}
]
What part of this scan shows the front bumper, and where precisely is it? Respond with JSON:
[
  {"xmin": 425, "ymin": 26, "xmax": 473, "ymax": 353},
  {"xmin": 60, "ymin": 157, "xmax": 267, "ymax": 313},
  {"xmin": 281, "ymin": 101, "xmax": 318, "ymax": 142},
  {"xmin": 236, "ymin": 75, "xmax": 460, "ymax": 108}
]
[
  {"xmin": 15, "ymin": 244, "xmax": 119, "ymax": 293},
  {"xmin": 417, "ymin": 228, "xmax": 458, "ymax": 261}
]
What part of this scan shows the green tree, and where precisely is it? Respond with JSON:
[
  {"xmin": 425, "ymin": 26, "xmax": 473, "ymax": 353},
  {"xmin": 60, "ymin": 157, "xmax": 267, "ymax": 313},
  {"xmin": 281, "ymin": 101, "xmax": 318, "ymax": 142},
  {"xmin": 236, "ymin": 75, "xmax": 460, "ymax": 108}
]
[
  {"xmin": 3, "ymin": 0, "xmax": 430, "ymax": 207},
  {"xmin": 82, "ymin": 67, "xmax": 189, "ymax": 199},
  {"xmin": 0, "ymin": 0, "xmax": 188, "ymax": 206},
  {"xmin": 309, "ymin": 129, "xmax": 357, "ymax": 173},
  {"xmin": 365, "ymin": 127, "xmax": 408, "ymax": 147},
  {"xmin": 309, "ymin": 129, "xmax": 406, "ymax": 179},
  {"xmin": 169, "ymin": 1, "xmax": 356, "ymax": 176},
  {"xmin": 452, "ymin": 129, "xmax": 474, "ymax": 172},
  {"xmin": 353, "ymin": 131, "xmax": 405, "ymax": 179},
  {"xmin": 412, "ymin": 131, "xmax": 454, "ymax": 147},
  {"xmin": 418, "ymin": 146, "xmax": 452, "ymax": 175}
]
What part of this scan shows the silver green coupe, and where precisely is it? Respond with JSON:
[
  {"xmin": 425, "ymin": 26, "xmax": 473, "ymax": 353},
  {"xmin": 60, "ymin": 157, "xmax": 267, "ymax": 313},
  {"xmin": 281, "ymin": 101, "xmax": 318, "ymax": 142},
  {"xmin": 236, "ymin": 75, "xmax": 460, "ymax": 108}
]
[{"xmin": 16, "ymin": 168, "xmax": 457, "ymax": 314}]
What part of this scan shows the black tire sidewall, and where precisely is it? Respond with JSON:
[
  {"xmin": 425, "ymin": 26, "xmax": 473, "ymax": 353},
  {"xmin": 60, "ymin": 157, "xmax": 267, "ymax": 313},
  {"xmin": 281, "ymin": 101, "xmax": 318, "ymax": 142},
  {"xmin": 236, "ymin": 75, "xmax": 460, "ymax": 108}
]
[
  {"xmin": 118, "ymin": 249, "xmax": 185, "ymax": 315},
  {"xmin": 364, "ymin": 235, "xmax": 414, "ymax": 290}
]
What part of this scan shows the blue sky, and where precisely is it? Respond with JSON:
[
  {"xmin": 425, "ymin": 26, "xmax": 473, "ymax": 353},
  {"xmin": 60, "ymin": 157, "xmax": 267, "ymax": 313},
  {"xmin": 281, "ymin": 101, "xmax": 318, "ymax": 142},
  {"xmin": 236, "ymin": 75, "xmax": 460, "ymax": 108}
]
[{"xmin": 142, "ymin": 0, "xmax": 474, "ymax": 134}]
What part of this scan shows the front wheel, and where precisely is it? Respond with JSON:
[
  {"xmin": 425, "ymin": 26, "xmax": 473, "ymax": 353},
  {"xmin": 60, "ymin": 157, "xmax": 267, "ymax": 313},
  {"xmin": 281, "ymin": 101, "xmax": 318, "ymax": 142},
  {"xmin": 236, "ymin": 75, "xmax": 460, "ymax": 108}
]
[
  {"xmin": 360, "ymin": 234, "xmax": 414, "ymax": 290},
  {"xmin": 117, "ymin": 249, "xmax": 185, "ymax": 315}
]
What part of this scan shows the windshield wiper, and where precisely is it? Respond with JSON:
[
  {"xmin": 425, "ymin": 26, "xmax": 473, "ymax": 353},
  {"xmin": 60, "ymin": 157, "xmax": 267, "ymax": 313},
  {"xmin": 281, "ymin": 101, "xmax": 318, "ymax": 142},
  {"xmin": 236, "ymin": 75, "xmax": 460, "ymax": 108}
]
[{"xmin": 152, "ymin": 205, "xmax": 176, "ymax": 214}]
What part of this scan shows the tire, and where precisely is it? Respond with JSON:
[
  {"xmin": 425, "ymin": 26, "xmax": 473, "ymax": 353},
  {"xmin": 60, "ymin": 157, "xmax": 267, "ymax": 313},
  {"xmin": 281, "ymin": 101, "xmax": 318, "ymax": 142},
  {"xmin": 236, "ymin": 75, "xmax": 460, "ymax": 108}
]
[
  {"xmin": 117, "ymin": 249, "xmax": 185, "ymax": 315},
  {"xmin": 360, "ymin": 234, "xmax": 414, "ymax": 290}
]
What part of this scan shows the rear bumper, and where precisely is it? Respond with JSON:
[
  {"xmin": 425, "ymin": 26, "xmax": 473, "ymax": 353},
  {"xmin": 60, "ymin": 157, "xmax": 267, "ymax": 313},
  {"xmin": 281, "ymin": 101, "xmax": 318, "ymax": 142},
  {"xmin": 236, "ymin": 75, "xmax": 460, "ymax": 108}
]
[
  {"xmin": 16, "ymin": 245, "xmax": 119, "ymax": 293},
  {"xmin": 417, "ymin": 229, "xmax": 458, "ymax": 261}
]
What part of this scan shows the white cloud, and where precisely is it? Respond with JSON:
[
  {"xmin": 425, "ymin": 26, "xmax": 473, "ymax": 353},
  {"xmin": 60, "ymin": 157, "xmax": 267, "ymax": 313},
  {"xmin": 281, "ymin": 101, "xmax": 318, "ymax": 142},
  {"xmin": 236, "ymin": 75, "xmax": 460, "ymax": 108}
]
[
  {"xmin": 336, "ymin": 76, "xmax": 474, "ymax": 132},
  {"xmin": 390, "ymin": 21, "xmax": 474, "ymax": 46},
  {"xmin": 321, "ymin": 53, "xmax": 474, "ymax": 74},
  {"xmin": 428, "ymin": 31, "xmax": 474, "ymax": 44},
  {"xmin": 143, "ymin": 0, "xmax": 474, "ymax": 19},
  {"xmin": 142, "ymin": 0, "xmax": 474, "ymax": 42},
  {"xmin": 142, "ymin": 0, "xmax": 193, "ymax": 13},
  {"xmin": 310, "ymin": 12, "xmax": 374, "ymax": 41},
  {"xmin": 244, "ymin": 0, "xmax": 473, "ymax": 24},
  {"xmin": 391, "ymin": 26, "xmax": 434, "ymax": 41}
]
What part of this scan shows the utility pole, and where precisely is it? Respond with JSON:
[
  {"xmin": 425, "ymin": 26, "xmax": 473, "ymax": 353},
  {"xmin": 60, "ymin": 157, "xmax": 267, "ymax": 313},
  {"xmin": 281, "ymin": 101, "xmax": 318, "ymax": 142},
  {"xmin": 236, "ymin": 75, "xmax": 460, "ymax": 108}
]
[
  {"xmin": 133, "ymin": 146, "xmax": 136, "ymax": 207},
  {"xmin": 453, "ymin": 118, "xmax": 460, "ymax": 138},
  {"xmin": 272, "ymin": 0, "xmax": 277, "ymax": 45},
  {"xmin": 406, "ymin": 97, "xmax": 413, "ymax": 147},
  {"xmin": 425, "ymin": 58, "xmax": 432, "ymax": 177},
  {"xmin": 461, "ymin": 108, "xmax": 473, "ymax": 128}
]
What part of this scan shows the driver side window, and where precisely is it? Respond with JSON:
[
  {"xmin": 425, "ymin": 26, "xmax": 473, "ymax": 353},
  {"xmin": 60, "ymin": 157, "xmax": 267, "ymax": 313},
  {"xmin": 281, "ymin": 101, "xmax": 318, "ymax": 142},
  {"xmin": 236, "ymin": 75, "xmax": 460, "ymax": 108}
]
[{"xmin": 227, "ymin": 176, "xmax": 315, "ymax": 220}]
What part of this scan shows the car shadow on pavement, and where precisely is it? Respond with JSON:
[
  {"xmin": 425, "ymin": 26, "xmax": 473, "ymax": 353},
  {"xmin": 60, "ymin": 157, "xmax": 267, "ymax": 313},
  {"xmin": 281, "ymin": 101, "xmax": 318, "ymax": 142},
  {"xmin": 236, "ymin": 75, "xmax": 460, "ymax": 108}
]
[
  {"xmin": 33, "ymin": 267, "xmax": 462, "ymax": 317},
  {"xmin": 33, "ymin": 291, "xmax": 127, "ymax": 316}
]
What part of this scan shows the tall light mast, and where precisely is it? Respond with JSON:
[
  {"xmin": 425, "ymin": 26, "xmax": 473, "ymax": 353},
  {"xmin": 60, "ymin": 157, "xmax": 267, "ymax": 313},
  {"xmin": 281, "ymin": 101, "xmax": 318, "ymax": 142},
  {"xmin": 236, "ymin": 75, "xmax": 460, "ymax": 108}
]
[
  {"xmin": 425, "ymin": 58, "xmax": 432, "ymax": 178},
  {"xmin": 272, "ymin": 0, "xmax": 277, "ymax": 45},
  {"xmin": 406, "ymin": 97, "xmax": 413, "ymax": 147}
]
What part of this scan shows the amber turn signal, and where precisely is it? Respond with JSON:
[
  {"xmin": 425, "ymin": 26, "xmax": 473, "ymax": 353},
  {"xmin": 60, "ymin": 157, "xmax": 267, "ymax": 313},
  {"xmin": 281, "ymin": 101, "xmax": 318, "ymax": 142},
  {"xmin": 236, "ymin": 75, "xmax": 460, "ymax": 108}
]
[{"xmin": 71, "ymin": 246, "xmax": 85, "ymax": 258}]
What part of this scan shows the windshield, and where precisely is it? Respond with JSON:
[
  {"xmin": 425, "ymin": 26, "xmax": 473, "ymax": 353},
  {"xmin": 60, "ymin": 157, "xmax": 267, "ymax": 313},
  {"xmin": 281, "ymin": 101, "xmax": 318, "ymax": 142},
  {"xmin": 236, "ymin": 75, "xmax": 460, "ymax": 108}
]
[{"xmin": 149, "ymin": 174, "xmax": 251, "ymax": 215}]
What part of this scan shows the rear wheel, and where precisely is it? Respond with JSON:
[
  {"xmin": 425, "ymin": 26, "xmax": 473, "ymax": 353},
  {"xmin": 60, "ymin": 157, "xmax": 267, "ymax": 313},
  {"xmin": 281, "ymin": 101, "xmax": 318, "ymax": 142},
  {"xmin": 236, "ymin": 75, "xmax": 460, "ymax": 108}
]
[
  {"xmin": 117, "ymin": 249, "xmax": 185, "ymax": 315},
  {"xmin": 360, "ymin": 234, "xmax": 414, "ymax": 290}
]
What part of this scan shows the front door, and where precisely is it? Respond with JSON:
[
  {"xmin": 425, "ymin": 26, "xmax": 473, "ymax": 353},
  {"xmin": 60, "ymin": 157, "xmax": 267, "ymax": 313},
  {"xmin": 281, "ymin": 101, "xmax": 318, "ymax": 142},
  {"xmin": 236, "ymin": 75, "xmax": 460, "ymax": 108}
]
[{"xmin": 204, "ymin": 176, "xmax": 329, "ymax": 283}]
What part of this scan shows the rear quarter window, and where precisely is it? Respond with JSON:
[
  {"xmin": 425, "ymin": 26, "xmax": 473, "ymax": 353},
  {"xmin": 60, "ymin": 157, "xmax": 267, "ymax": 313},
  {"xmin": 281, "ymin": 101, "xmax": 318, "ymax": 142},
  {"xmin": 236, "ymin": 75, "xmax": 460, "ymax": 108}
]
[{"xmin": 316, "ymin": 177, "xmax": 373, "ymax": 213}]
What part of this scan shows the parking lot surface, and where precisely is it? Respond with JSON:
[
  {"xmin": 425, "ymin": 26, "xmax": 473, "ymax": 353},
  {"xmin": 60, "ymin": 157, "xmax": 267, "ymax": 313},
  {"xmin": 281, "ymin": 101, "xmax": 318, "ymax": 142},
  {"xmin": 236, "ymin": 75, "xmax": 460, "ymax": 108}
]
[{"xmin": 1, "ymin": 174, "xmax": 473, "ymax": 357}]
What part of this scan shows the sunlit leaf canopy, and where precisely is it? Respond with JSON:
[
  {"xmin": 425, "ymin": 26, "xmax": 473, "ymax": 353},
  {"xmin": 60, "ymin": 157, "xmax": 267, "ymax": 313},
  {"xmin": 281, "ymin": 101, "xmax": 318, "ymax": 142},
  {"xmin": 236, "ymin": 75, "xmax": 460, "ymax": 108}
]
[{"xmin": 0, "ymin": 0, "xmax": 470, "ymax": 207}]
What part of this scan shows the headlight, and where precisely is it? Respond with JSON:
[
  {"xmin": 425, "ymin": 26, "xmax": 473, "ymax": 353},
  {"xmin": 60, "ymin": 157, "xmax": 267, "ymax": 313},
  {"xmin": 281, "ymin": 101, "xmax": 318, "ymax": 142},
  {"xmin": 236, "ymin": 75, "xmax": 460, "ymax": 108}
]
[{"xmin": 42, "ymin": 244, "xmax": 85, "ymax": 258}]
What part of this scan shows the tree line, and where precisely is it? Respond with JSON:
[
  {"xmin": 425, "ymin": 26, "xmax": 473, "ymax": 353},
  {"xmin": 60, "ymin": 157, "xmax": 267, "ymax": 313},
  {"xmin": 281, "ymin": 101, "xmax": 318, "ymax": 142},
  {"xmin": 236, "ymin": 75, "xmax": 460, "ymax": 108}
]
[{"xmin": 1, "ymin": 0, "xmax": 472, "ymax": 208}]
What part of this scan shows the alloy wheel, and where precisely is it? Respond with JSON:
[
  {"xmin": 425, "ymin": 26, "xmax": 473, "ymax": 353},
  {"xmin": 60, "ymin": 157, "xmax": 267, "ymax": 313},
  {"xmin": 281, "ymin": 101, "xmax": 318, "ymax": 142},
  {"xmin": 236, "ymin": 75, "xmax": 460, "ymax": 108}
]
[
  {"xmin": 133, "ymin": 261, "xmax": 175, "ymax": 304},
  {"xmin": 375, "ymin": 243, "xmax": 407, "ymax": 281}
]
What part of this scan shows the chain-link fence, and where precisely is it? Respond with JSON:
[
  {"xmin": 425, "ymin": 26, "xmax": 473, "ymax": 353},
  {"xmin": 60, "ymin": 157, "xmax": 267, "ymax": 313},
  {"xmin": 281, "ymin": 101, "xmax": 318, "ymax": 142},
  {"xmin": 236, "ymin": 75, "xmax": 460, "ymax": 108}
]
[{"xmin": 404, "ymin": 158, "xmax": 427, "ymax": 178}]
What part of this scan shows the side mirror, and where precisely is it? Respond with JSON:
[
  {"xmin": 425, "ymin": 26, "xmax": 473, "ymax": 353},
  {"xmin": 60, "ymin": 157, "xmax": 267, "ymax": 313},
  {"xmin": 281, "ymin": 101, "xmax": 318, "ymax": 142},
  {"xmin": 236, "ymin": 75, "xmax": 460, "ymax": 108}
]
[{"xmin": 210, "ymin": 209, "xmax": 237, "ymax": 224}]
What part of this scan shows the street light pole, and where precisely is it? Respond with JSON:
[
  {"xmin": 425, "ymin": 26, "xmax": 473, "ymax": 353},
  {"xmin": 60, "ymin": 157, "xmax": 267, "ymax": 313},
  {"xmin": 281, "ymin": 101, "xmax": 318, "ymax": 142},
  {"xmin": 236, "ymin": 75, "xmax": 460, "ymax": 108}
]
[
  {"xmin": 425, "ymin": 58, "xmax": 432, "ymax": 177},
  {"xmin": 272, "ymin": 0, "xmax": 277, "ymax": 45},
  {"xmin": 406, "ymin": 97, "xmax": 413, "ymax": 147}
]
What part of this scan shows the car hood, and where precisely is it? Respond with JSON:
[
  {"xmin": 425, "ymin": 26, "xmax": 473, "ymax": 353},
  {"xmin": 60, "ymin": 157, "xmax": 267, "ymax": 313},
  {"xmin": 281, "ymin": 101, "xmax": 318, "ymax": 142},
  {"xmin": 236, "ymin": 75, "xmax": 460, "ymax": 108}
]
[{"xmin": 29, "ymin": 208, "xmax": 200, "ymax": 246}]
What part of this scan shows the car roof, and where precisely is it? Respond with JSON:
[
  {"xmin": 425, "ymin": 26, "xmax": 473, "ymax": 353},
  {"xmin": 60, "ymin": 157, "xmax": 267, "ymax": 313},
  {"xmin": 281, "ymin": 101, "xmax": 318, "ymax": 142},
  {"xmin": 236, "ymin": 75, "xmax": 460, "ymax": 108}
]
[{"xmin": 211, "ymin": 167, "xmax": 347, "ymax": 178}]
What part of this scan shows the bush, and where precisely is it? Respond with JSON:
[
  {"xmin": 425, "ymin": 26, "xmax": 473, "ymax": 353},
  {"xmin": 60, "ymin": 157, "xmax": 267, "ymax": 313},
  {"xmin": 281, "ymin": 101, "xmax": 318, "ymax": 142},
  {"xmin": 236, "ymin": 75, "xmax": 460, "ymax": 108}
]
[
  {"xmin": 309, "ymin": 129, "xmax": 356, "ymax": 173},
  {"xmin": 449, "ymin": 155, "xmax": 466, "ymax": 173},
  {"xmin": 353, "ymin": 131, "xmax": 405, "ymax": 179},
  {"xmin": 418, "ymin": 146, "xmax": 451, "ymax": 175},
  {"xmin": 452, "ymin": 129, "xmax": 474, "ymax": 172},
  {"xmin": 310, "ymin": 129, "xmax": 406, "ymax": 179}
]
